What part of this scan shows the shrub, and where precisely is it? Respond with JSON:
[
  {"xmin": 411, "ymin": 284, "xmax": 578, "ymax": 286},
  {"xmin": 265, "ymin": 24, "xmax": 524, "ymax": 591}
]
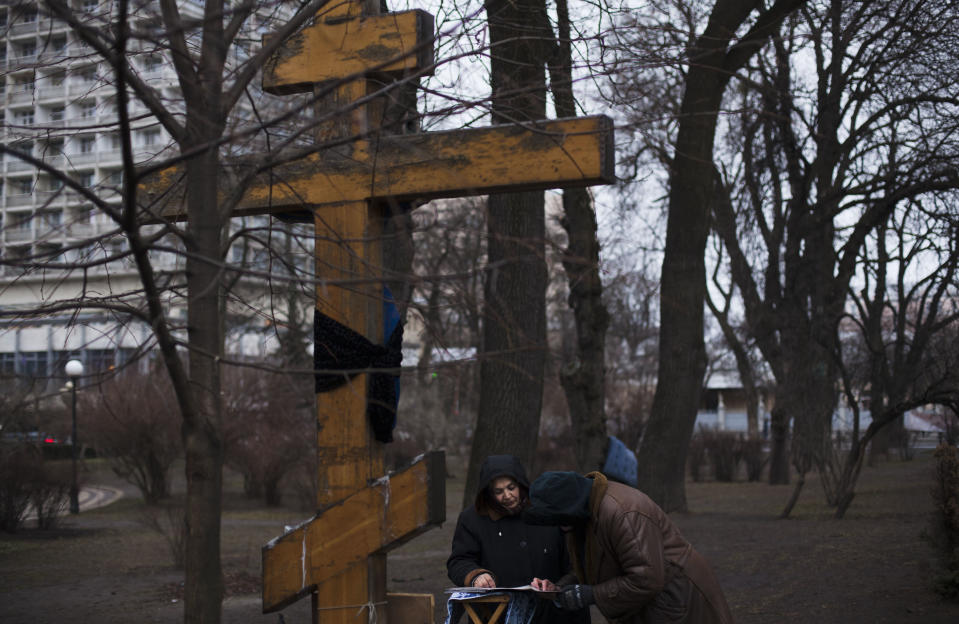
[
  {"xmin": 30, "ymin": 461, "xmax": 72, "ymax": 530},
  {"xmin": 709, "ymin": 431, "xmax": 743, "ymax": 482},
  {"xmin": 222, "ymin": 367, "xmax": 314, "ymax": 508},
  {"xmin": 0, "ymin": 444, "xmax": 72, "ymax": 531},
  {"xmin": 927, "ymin": 443, "xmax": 959, "ymax": 600},
  {"xmin": 0, "ymin": 444, "xmax": 40, "ymax": 532},
  {"xmin": 687, "ymin": 433, "xmax": 707, "ymax": 482},
  {"xmin": 83, "ymin": 365, "xmax": 181, "ymax": 504},
  {"xmin": 742, "ymin": 437, "xmax": 767, "ymax": 482},
  {"xmin": 139, "ymin": 503, "xmax": 187, "ymax": 569}
]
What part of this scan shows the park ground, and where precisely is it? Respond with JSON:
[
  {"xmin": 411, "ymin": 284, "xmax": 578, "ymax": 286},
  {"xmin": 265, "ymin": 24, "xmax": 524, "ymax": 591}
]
[{"xmin": 1, "ymin": 451, "xmax": 958, "ymax": 624}]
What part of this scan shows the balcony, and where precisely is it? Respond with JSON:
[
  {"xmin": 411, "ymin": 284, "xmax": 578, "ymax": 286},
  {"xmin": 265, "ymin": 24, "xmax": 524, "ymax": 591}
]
[
  {"xmin": 66, "ymin": 222, "xmax": 95, "ymax": 238},
  {"xmin": 38, "ymin": 18, "xmax": 70, "ymax": 34},
  {"xmin": 5, "ymin": 228, "xmax": 34, "ymax": 243},
  {"xmin": 5, "ymin": 194, "xmax": 35, "ymax": 207},
  {"xmin": 68, "ymin": 82, "xmax": 103, "ymax": 98},
  {"xmin": 41, "ymin": 154, "xmax": 67, "ymax": 168},
  {"xmin": 36, "ymin": 85, "xmax": 67, "ymax": 101},
  {"xmin": 6, "ymin": 160, "xmax": 37, "ymax": 173},
  {"xmin": 8, "ymin": 54, "xmax": 38, "ymax": 70},
  {"xmin": 37, "ymin": 49, "xmax": 70, "ymax": 64},
  {"xmin": 8, "ymin": 21, "xmax": 39, "ymax": 37},
  {"xmin": 35, "ymin": 190, "xmax": 67, "ymax": 206},
  {"xmin": 7, "ymin": 89, "xmax": 36, "ymax": 105},
  {"xmin": 70, "ymin": 152, "xmax": 99, "ymax": 165}
]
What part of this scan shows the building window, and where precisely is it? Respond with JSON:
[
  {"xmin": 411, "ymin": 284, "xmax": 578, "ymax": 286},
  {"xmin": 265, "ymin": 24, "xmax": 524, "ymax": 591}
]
[
  {"xmin": 86, "ymin": 349, "xmax": 116, "ymax": 373},
  {"xmin": 142, "ymin": 129, "xmax": 161, "ymax": 146},
  {"xmin": 43, "ymin": 139, "xmax": 65, "ymax": 156},
  {"xmin": 14, "ymin": 109, "xmax": 35, "ymax": 125},
  {"xmin": 83, "ymin": 0, "xmax": 99, "ymax": 12},
  {"xmin": 16, "ymin": 178, "xmax": 33, "ymax": 195},
  {"xmin": 143, "ymin": 55, "xmax": 162, "ymax": 72},
  {"xmin": 19, "ymin": 352, "xmax": 49, "ymax": 379},
  {"xmin": 50, "ymin": 70, "xmax": 65, "ymax": 86},
  {"xmin": 80, "ymin": 102, "xmax": 97, "ymax": 118},
  {"xmin": 79, "ymin": 136, "xmax": 96, "ymax": 153},
  {"xmin": 15, "ymin": 213, "xmax": 33, "ymax": 229},
  {"xmin": 16, "ymin": 77, "xmax": 35, "ymax": 92},
  {"xmin": 49, "ymin": 106, "xmax": 65, "ymax": 121},
  {"xmin": 40, "ymin": 210, "xmax": 63, "ymax": 227},
  {"xmin": 0, "ymin": 353, "xmax": 15, "ymax": 375},
  {"xmin": 78, "ymin": 172, "xmax": 95, "ymax": 188},
  {"xmin": 20, "ymin": 10, "xmax": 38, "ymax": 24},
  {"xmin": 17, "ymin": 42, "xmax": 37, "ymax": 59}
]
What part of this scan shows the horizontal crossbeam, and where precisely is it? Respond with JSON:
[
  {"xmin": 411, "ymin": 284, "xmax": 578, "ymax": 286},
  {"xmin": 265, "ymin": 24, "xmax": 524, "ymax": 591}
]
[
  {"xmin": 261, "ymin": 451, "xmax": 445, "ymax": 613},
  {"xmin": 140, "ymin": 116, "xmax": 615, "ymax": 221}
]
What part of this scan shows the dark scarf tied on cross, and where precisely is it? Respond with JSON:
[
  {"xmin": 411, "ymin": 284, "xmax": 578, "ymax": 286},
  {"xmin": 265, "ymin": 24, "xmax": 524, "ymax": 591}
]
[{"xmin": 313, "ymin": 288, "xmax": 403, "ymax": 443}]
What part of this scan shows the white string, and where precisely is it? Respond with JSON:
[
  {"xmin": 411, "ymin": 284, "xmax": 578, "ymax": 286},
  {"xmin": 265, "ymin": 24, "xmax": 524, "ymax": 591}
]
[{"xmin": 314, "ymin": 599, "xmax": 387, "ymax": 624}]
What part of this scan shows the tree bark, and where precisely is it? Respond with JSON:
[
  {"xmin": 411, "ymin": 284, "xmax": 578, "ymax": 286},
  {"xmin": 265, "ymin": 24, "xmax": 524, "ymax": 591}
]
[
  {"xmin": 639, "ymin": 1, "xmax": 749, "ymax": 512},
  {"xmin": 465, "ymin": 0, "xmax": 551, "ymax": 504},
  {"xmin": 639, "ymin": 0, "xmax": 807, "ymax": 511},
  {"xmin": 548, "ymin": 0, "xmax": 609, "ymax": 473}
]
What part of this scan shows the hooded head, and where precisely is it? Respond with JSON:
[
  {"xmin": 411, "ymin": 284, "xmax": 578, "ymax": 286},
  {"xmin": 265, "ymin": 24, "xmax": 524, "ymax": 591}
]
[
  {"xmin": 522, "ymin": 471, "xmax": 593, "ymax": 526},
  {"xmin": 475, "ymin": 455, "xmax": 530, "ymax": 517}
]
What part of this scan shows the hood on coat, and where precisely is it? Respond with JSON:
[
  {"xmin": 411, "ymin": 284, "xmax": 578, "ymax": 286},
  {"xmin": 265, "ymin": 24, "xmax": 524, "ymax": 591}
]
[
  {"xmin": 522, "ymin": 470, "xmax": 593, "ymax": 526},
  {"xmin": 474, "ymin": 455, "xmax": 530, "ymax": 516}
]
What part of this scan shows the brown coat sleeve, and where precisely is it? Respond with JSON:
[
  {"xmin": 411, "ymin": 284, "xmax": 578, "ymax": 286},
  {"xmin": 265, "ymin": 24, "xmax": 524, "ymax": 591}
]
[{"xmin": 591, "ymin": 505, "xmax": 666, "ymax": 619}]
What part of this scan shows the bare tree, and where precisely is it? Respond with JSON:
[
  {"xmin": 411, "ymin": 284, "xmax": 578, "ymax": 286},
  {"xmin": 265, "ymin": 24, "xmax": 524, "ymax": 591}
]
[
  {"xmin": 829, "ymin": 201, "xmax": 959, "ymax": 518},
  {"xmin": 83, "ymin": 364, "xmax": 182, "ymax": 504},
  {"xmin": 464, "ymin": 0, "xmax": 553, "ymax": 503},
  {"xmin": 708, "ymin": 0, "xmax": 959, "ymax": 515},
  {"xmin": 0, "ymin": 1, "xmax": 342, "ymax": 620},
  {"xmin": 545, "ymin": 0, "xmax": 610, "ymax": 473},
  {"xmin": 626, "ymin": 0, "xmax": 807, "ymax": 511}
]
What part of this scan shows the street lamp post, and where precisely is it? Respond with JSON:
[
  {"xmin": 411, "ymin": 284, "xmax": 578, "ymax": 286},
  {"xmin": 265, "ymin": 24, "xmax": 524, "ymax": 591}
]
[{"xmin": 65, "ymin": 359, "xmax": 84, "ymax": 515}]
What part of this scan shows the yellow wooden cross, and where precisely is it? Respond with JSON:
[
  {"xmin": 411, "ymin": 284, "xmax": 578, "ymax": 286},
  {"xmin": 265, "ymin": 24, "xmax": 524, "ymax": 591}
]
[{"xmin": 140, "ymin": 1, "xmax": 613, "ymax": 622}]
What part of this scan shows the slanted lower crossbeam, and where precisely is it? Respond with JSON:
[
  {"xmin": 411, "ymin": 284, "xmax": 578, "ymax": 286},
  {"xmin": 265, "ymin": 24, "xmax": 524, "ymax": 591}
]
[{"xmin": 262, "ymin": 451, "xmax": 445, "ymax": 613}]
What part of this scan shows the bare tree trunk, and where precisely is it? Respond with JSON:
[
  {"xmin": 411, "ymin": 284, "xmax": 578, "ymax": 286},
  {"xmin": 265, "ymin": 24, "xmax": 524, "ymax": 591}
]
[
  {"xmin": 548, "ymin": 0, "xmax": 609, "ymax": 473},
  {"xmin": 638, "ymin": 0, "xmax": 806, "ymax": 511},
  {"xmin": 465, "ymin": 0, "xmax": 550, "ymax": 504},
  {"xmin": 768, "ymin": 405, "xmax": 790, "ymax": 484},
  {"xmin": 183, "ymin": 141, "xmax": 225, "ymax": 624}
]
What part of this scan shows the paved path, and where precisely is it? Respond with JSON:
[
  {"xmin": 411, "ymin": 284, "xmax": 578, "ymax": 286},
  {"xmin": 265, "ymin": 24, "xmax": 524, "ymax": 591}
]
[
  {"xmin": 23, "ymin": 484, "xmax": 125, "ymax": 521},
  {"xmin": 76, "ymin": 484, "xmax": 125, "ymax": 512}
]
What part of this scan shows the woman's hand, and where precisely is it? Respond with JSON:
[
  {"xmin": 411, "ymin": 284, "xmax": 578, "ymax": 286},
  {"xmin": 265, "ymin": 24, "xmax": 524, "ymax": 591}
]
[
  {"xmin": 472, "ymin": 573, "xmax": 495, "ymax": 588},
  {"xmin": 530, "ymin": 577, "xmax": 559, "ymax": 592}
]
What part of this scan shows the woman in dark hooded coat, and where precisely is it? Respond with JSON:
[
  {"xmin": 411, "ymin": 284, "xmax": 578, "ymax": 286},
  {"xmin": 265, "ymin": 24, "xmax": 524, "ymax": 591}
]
[{"xmin": 447, "ymin": 455, "xmax": 589, "ymax": 624}]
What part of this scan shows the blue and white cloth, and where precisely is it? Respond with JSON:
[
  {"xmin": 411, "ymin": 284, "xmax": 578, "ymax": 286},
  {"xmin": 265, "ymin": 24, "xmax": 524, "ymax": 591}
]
[{"xmin": 445, "ymin": 591, "xmax": 539, "ymax": 624}]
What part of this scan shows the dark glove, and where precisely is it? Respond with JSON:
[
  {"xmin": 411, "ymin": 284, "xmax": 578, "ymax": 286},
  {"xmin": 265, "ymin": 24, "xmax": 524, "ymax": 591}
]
[{"xmin": 554, "ymin": 584, "xmax": 594, "ymax": 610}]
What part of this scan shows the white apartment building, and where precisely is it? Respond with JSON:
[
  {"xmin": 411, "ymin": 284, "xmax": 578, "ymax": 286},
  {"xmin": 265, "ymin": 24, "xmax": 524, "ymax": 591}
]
[{"xmin": 0, "ymin": 0, "xmax": 296, "ymax": 395}]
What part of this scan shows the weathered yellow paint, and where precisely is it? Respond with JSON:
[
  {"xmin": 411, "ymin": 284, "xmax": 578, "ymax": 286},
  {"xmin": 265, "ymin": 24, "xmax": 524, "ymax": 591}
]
[
  {"xmin": 261, "ymin": 452, "xmax": 445, "ymax": 613},
  {"xmin": 311, "ymin": 201, "xmax": 387, "ymax": 623},
  {"xmin": 139, "ymin": 116, "xmax": 615, "ymax": 221},
  {"xmin": 263, "ymin": 10, "xmax": 433, "ymax": 95}
]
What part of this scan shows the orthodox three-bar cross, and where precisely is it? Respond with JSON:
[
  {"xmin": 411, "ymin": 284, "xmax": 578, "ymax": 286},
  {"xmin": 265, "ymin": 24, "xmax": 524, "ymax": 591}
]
[{"xmin": 142, "ymin": 0, "xmax": 613, "ymax": 621}]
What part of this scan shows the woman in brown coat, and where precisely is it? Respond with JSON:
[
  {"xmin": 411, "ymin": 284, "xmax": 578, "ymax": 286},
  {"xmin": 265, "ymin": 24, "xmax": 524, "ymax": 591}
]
[{"xmin": 523, "ymin": 471, "xmax": 733, "ymax": 624}]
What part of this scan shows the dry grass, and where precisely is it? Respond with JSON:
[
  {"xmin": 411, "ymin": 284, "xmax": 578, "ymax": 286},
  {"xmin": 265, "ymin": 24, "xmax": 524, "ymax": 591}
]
[{"xmin": 1, "ymin": 452, "xmax": 957, "ymax": 623}]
